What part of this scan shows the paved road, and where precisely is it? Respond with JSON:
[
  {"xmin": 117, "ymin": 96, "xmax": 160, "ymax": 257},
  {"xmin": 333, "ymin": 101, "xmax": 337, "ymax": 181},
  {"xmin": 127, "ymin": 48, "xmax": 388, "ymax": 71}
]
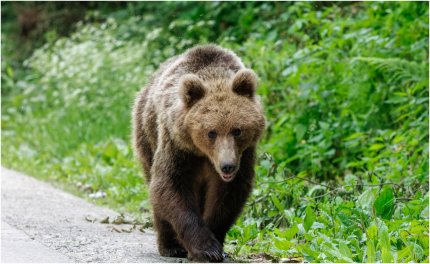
[{"xmin": 1, "ymin": 167, "xmax": 184, "ymax": 263}]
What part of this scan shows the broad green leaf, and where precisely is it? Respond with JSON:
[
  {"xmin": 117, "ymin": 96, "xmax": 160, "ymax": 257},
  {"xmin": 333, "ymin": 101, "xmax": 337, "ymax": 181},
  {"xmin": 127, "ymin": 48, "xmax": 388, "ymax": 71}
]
[
  {"xmin": 294, "ymin": 124, "xmax": 307, "ymax": 141},
  {"xmin": 349, "ymin": 238, "xmax": 362, "ymax": 261},
  {"xmin": 103, "ymin": 141, "xmax": 118, "ymax": 159},
  {"xmin": 420, "ymin": 205, "xmax": 429, "ymax": 219},
  {"xmin": 366, "ymin": 240, "xmax": 376, "ymax": 263},
  {"xmin": 379, "ymin": 224, "xmax": 391, "ymax": 250},
  {"xmin": 358, "ymin": 188, "xmax": 376, "ymax": 214},
  {"xmin": 304, "ymin": 206, "xmax": 316, "ymax": 231},
  {"xmin": 379, "ymin": 224, "xmax": 394, "ymax": 262},
  {"xmin": 274, "ymin": 238, "xmax": 293, "ymax": 251},
  {"xmin": 284, "ymin": 225, "xmax": 299, "ymax": 240},
  {"xmin": 367, "ymin": 224, "xmax": 378, "ymax": 241},
  {"xmin": 381, "ymin": 247, "xmax": 394, "ymax": 263},
  {"xmin": 299, "ymin": 244, "xmax": 319, "ymax": 260},
  {"xmin": 412, "ymin": 242, "xmax": 425, "ymax": 260},
  {"xmin": 274, "ymin": 226, "xmax": 298, "ymax": 240},
  {"xmin": 369, "ymin": 143, "xmax": 385, "ymax": 151},
  {"xmin": 271, "ymin": 193, "xmax": 284, "ymax": 212},
  {"xmin": 374, "ymin": 186, "xmax": 395, "ymax": 220},
  {"xmin": 339, "ymin": 241, "xmax": 353, "ymax": 260},
  {"xmin": 6, "ymin": 65, "xmax": 14, "ymax": 78},
  {"xmin": 344, "ymin": 132, "xmax": 364, "ymax": 141},
  {"xmin": 397, "ymin": 245, "xmax": 413, "ymax": 262},
  {"xmin": 321, "ymin": 243, "xmax": 353, "ymax": 263}
]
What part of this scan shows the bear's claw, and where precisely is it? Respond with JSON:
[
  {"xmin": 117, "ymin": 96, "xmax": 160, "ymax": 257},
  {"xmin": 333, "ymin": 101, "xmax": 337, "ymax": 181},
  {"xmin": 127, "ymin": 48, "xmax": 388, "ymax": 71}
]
[
  {"xmin": 188, "ymin": 236, "xmax": 224, "ymax": 262},
  {"xmin": 159, "ymin": 246, "xmax": 188, "ymax": 258}
]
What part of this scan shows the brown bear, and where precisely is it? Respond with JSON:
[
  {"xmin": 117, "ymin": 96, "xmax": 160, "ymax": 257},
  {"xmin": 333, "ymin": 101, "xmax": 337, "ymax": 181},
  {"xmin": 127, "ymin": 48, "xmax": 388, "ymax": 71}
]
[{"xmin": 132, "ymin": 44, "xmax": 265, "ymax": 262}]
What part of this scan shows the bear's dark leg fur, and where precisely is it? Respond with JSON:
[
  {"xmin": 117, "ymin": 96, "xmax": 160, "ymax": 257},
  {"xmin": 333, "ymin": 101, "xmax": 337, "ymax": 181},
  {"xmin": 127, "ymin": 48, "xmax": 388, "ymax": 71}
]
[
  {"xmin": 154, "ymin": 216, "xmax": 187, "ymax": 258},
  {"xmin": 203, "ymin": 147, "xmax": 255, "ymax": 245},
  {"xmin": 150, "ymin": 144, "xmax": 224, "ymax": 262}
]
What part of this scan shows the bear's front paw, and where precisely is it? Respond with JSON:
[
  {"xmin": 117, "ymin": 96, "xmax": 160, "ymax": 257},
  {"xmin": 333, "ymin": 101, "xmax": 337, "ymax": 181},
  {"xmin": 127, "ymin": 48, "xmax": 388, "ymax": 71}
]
[
  {"xmin": 187, "ymin": 233, "xmax": 224, "ymax": 262},
  {"xmin": 159, "ymin": 245, "xmax": 188, "ymax": 258}
]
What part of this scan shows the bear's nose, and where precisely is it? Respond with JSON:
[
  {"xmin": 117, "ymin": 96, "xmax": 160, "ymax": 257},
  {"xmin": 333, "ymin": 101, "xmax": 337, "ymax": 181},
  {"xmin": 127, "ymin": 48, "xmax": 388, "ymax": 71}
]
[{"xmin": 221, "ymin": 164, "xmax": 236, "ymax": 174}]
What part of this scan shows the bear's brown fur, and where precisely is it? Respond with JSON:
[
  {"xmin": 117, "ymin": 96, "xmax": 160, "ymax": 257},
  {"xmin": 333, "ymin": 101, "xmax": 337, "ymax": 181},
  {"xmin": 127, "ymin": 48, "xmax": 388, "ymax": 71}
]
[{"xmin": 132, "ymin": 44, "xmax": 265, "ymax": 262}]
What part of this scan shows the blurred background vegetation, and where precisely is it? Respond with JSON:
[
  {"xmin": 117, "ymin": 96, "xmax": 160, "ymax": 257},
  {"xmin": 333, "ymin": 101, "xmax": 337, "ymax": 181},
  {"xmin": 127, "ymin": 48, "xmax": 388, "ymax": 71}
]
[{"xmin": 1, "ymin": 2, "xmax": 429, "ymax": 262}]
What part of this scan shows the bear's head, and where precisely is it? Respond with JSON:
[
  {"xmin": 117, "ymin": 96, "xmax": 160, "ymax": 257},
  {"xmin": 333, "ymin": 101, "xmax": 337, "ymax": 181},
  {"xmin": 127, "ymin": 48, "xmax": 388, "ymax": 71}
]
[{"xmin": 180, "ymin": 69, "xmax": 265, "ymax": 182}]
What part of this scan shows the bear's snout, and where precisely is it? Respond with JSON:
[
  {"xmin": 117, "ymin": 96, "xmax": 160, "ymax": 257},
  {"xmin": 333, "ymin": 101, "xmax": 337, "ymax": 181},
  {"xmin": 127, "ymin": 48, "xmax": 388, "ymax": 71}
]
[
  {"xmin": 218, "ymin": 160, "xmax": 238, "ymax": 182},
  {"xmin": 221, "ymin": 164, "xmax": 236, "ymax": 174},
  {"xmin": 215, "ymin": 137, "xmax": 239, "ymax": 182}
]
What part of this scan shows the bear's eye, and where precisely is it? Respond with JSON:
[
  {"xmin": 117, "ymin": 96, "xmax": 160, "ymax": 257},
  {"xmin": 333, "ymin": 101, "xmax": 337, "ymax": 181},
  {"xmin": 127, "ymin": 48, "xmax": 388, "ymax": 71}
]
[
  {"xmin": 208, "ymin": 130, "xmax": 217, "ymax": 139},
  {"xmin": 232, "ymin": 128, "xmax": 242, "ymax": 137}
]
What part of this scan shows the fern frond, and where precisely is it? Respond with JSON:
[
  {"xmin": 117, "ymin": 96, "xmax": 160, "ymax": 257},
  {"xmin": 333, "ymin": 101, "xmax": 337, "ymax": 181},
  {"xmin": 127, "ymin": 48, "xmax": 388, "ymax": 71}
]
[{"xmin": 351, "ymin": 57, "xmax": 428, "ymax": 85}]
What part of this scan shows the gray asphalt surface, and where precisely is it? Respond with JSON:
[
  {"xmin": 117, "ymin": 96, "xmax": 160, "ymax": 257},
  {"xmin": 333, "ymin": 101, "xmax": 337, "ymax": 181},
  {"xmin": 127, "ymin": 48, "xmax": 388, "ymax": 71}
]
[{"xmin": 1, "ymin": 167, "xmax": 184, "ymax": 263}]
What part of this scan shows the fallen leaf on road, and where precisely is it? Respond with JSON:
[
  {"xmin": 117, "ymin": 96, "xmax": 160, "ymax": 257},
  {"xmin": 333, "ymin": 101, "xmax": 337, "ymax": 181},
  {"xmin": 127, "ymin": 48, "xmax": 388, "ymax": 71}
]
[
  {"xmin": 121, "ymin": 227, "xmax": 133, "ymax": 233},
  {"xmin": 112, "ymin": 214, "xmax": 133, "ymax": 225},
  {"xmin": 110, "ymin": 226, "xmax": 121, "ymax": 233},
  {"xmin": 88, "ymin": 214, "xmax": 153, "ymax": 233},
  {"xmin": 85, "ymin": 215, "xmax": 97, "ymax": 223},
  {"xmin": 280, "ymin": 257, "xmax": 304, "ymax": 263},
  {"xmin": 248, "ymin": 252, "xmax": 279, "ymax": 262},
  {"xmin": 100, "ymin": 216, "xmax": 110, "ymax": 224}
]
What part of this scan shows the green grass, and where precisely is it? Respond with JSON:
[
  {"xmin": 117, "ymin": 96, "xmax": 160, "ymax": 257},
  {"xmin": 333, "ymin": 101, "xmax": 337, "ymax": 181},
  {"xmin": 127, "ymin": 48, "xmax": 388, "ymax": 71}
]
[{"xmin": 2, "ymin": 2, "xmax": 429, "ymax": 262}]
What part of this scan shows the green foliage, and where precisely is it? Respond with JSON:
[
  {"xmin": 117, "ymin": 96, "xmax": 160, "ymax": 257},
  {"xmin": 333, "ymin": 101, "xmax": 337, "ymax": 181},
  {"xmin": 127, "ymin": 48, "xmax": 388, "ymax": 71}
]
[
  {"xmin": 374, "ymin": 186, "xmax": 395, "ymax": 220},
  {"xmin": 232, "ymin": 154, "xmax": 429, "ymax": 262},
  {"xmin": 2, "ymin": 2, "xmax": 428, "ymax": 262}
]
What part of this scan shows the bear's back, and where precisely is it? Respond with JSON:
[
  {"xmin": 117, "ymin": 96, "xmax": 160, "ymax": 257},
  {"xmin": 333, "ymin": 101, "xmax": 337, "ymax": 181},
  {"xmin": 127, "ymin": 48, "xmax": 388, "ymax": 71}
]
[
  {"xmin": 181, "ymin": 44, "xmax": 244, "ymax": 74},
  {"xmin": 153, "ymin": 45, "xmax": 245, "ymax": 92}
]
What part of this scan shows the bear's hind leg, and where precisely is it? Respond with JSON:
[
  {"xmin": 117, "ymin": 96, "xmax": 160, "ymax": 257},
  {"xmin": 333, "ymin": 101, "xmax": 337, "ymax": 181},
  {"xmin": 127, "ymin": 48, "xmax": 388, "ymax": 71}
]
[{"xmin": 154, "ymin": 216, "xmax": 187, "ymax": 258}]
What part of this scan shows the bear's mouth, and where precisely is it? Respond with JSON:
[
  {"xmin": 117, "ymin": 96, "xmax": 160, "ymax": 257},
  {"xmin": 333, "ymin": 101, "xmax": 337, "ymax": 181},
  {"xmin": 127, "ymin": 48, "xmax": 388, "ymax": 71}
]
[{"xmin": 220, "ymin": 172, "xmax": 235, "ymax": 182}]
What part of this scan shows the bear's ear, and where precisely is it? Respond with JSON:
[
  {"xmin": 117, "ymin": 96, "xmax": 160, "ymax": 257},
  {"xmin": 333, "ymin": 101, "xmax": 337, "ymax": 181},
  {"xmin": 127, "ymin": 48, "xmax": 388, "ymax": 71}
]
[
  {"xmin": 179, "ymin": 74, "xmax": 206, "ymax": 108},
  {"xmin": 232, "ymin": 69, "xmax": 258, "ymax": 98}
]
